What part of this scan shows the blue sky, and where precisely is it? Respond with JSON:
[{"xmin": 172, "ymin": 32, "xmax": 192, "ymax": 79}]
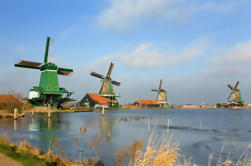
[{"xmin": 1, "ymin": 0, "xmax": 251, "ymax": 105}]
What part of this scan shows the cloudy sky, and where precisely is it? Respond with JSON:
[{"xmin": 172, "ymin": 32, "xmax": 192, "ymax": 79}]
[{"xmin": 1, "ymin": 0, "xmax": 251, "ymax": 105}]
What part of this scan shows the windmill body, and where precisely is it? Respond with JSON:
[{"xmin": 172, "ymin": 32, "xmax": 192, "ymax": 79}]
[
  {"xmin": 99, "ymin": 78, "xmax": 114, "ymax": 95},
  {"xmin": 14, "ymin": 37, "xmax": 74, "ymax": 108},
  {"xmin": 90, "ymin": 62, "xmax": 120, "ymax": 108},
  {"xmin": 152, "ymin": 80, "xmax": 169, "ymax": 108},
  {"xmin": 226, "ymin": 81, "xmax": 244, "ymax": 108},
  {"xmin": 157, "ymin": 91, "xmax": 167, "ymax": 103}
]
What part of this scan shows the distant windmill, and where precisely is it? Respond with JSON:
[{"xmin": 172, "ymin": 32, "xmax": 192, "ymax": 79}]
[
  {"xmin": 227, "ymin": 81, "xmax": 244, "ymax": 107},
  {"xmin": 14, "ymin": 37, "xmax": 74, "ymax": 108},
  {"xmin": 90, "ymin": 62, "xmax": 120, "ymax": 107},
  {"xmin": 152, "ymin": 80, "xmax": 169, "ymax": 108}
]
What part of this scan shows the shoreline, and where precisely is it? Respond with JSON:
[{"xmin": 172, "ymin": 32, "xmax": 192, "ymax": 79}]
[{"xmin": 1, "ymin": 106, "xmax": 251, "ymax": 118}]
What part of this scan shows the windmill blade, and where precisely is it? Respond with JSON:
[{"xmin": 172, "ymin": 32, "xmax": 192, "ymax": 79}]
[
  {"xmin": 90, "ymin": 72, "xmax": 105, "ymax": 79},
  {"xmin": 112, "ymin": 80, "xmax": 120, "ymax": 86},
  {"xmin": 227, "ymin": 84, "xmax": 234, "ymax": 90},
  {"xmin": 227, "ymin": 92, "xmax": 233, "ymax": 101},
  {"xmin": 48, "ymin": 38, "xmax": 55, "ymax": 63},
  {"xmin": 15, "ymin": 60, "xmax": 41, "ymax": 70},
  {"xmin": 151, "ymin": 89, "xmax": 159, "ymax": 92},
  {"xmin": 234, "ymin": 81, "xmax": 239, "ymax": 90},
  {"xmin": 44, "ymin": 37, "xmax": 50, "ymax": 63},
  {"xmin": 58, "ymin": 67, "xmax": 73, "ymax": 76},
  {"xmin": 159, "ymin": 80, "xmax": 162, "ymax": 90},
  {"xmin": 161, "ymin": 89, "xmax": 167, "ymax": 93},
  {"xmin": 106, "ymin": 62, "xmax": 114, "ymax": 77},
  {"xmin": 17, "ymin": 60, "xmax": 41, "ymax": 67}
]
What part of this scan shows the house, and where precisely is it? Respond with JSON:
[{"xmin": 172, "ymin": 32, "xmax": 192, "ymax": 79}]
[
  {"xmin": 78, "ymin": 93, "xmax": 113, "ymax": 108},
  {"xmin": 0, "ymin": 94, "xmax": 25, "ymax": 111},
  {"xmin": 134, "ymin": 99, "xmax": 159, "ymax": 108}
]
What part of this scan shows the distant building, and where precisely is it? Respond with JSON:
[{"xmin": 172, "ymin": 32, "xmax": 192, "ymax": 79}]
[
  {"xmin": 0, "ymin": 94, "xmax": 25, "ymax": 111},
  {"xmin": 133, "ymin": 99, "xmax": 159, "ymax": 108},
  {"xmin": 78, "ymin": 93, "xmax": 116, "ymax": 108},
  {"xmin": 216, "ymin": 103, "xmax": 226, "ymax": 108}
]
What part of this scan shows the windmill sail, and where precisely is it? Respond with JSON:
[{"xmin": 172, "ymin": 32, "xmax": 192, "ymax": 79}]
[
  {"xmin": 47, "ymin": 38, "xmax": 54, "ymax": 63},
  {"xmin": 58, "ymin": 67, "xmax": 73, "ymax": 76},
  {"xmin": 90, "ymin": 62, "xmax": 120, "ymax": 95},
  {"xmin": 112, "ymin": 80, "xmax": 120, "ymax": 86},
  {"xmin": 15, "ymin": 60, "xmax": 41, "ymax": 69},
  {"xmin": 107, "ymin": 63, "xmax": 114, "ymax": 77},
  {"xmin": 90, "ymin": 72, "xmax": 105, "ymax": 79}
]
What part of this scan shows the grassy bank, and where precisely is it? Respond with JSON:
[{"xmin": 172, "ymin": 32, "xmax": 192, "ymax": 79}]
[
  {"xmin": 0, "ymin": 136, "xmax": 70, "ymax": 166},
  {"xmin": 0, "ymin": 143, "xmax": 48, "ymax": 166}
]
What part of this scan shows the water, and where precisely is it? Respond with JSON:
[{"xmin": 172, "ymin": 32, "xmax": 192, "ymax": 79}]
[{"xmin": 0, "ymin": 109, "xmax": 251, "ymax": 165}]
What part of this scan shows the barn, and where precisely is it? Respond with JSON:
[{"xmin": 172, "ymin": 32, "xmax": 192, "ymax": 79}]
[
  {"xmin": 134, "ymin": 99, "xmax": 159, "ymax": 108},
  {"xmin": 78, "ymin": 93, "xmax": 112, "ymax": 108}
]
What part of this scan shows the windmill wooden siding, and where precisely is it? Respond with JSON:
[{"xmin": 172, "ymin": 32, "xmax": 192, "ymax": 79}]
[{"xmin": 134, "ymin": 99, "xmax": 159, "ymax": 108}]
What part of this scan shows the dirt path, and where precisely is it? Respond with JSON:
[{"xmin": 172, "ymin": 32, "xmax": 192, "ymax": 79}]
[{"xmin": 0, "ymin": 153, "xmax": 23, "ymax": 166}]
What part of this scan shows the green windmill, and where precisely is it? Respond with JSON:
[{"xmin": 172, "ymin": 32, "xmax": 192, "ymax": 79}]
[
  {"xmin": 226, "ymin": 81, "xmax": 244, "ymax": 108},
  {"xmin": 14, "ymin": 37, "xmax": 74, "ymax": 108}
]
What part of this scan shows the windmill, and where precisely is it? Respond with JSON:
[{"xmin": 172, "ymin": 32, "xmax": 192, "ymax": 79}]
[
  {"xmin": 227, "ymin": 81, "xmax": 244, "ymax": 107},
  {"xmin": 151, "ymin": 80, "xmax": 169, "ymax": 108},
  {"xmin": 90, "ymin": 62, "xmax": 120, "ymax": 108},
  {"xmin": 14, "ymin": 37, "xmax": 74, "ymax": 108}
]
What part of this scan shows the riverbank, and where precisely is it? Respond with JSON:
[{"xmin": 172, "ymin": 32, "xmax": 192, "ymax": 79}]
[
  {"xmin": 0, "ymin": 136, "xmax": 53, "ymax": 166},
  {"xmin": 0, "ymin": 135, "xmax": 102, "ymax": 166}
]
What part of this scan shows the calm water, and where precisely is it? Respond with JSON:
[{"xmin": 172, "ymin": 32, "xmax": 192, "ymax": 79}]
[{"xmin": 0, "ymin": 109, "xmax": 251, "ymax": 165}]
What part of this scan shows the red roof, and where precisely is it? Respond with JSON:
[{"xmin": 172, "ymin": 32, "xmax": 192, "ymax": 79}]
[
  {"xmin": 0, "ymin": 95, "xmax": 24, "ymax": 105},
  {"xmin": 88, "ymin": 93, "xmax": 110, "ymax": 105},
  {"xmin": 136, "ymin": 99, "xmax": 159, "ymax": 105}
]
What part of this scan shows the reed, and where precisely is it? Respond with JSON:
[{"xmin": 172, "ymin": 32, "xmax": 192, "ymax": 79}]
[{"xmin": 128, "ymin": 134, "xmax": 179, "ymax": 166}]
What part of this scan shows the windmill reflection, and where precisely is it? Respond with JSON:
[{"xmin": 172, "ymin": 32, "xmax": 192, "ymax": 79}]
[{"xmin": 99, "ymin": 115, "xmax": 116, "ymax": 141}]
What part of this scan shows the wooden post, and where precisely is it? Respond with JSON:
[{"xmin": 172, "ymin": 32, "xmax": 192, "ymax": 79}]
[
  {"xmin": 14, "ymin": 108, "xmax": 18, "ymax": 120},
  {"xmin": 101, "ymin": 105, "xmax": 105, "ymax": 116}
]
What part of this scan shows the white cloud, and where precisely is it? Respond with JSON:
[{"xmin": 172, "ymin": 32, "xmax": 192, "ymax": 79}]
[
  {"xmin": 121, "ymin": 43, "xmax": 166, "ymax": 68},
  {"xmin": 98, "ymin": 0, "xmax": 235, "ymax": 30},
  {"xmin": 82, "ymin": 37, "xmax": 209, "ymax": 69},
  {"xmin": 168, "ymin": 37, "xmax": 209, "ymax": 65},
  {"xmin": 213, "ymin": 41, "xmax": 251, "ymax": 64}
]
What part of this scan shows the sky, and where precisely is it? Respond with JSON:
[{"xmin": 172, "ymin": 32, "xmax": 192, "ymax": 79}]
[{"xmin": 1, "ymin": 0, "xmax": 251, "ymax": 105}]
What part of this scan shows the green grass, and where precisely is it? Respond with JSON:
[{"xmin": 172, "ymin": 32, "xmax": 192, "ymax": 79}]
[{"xmin": 0, "ymin": 143, "xmax": 50, "ymax": 166}]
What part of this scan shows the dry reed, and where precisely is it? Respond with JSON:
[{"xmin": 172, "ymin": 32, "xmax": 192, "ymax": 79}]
[{"xmin": 128, "ymin": 124, "xmax": 179, "ymax": 166}]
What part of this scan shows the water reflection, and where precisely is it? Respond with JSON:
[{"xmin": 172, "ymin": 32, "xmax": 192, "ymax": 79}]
[
  {"xmin": 0, "ymin": 109, "xmax": 250, "ymax": 166},
  {"xmin": 13, "ymin": 119, "xmax": 17, "ymax": 130},
  {"xmin": 99, "ymin": 115, "xmax": 115, "ymax": 141}
]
